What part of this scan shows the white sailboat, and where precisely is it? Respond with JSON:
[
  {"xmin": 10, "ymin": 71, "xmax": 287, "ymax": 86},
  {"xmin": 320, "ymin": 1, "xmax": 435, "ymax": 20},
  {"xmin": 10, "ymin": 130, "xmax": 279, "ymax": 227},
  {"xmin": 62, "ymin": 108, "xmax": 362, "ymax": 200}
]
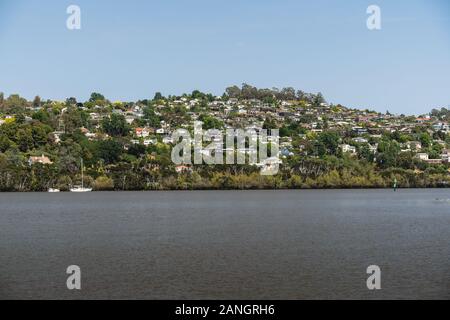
[
  {"xmin": 48, "ymin": 188, "xmax": 60, "ymax": 193},
  {"xmin": 70, "ymin": 158, "xmax": 92, "ymax": 192}
]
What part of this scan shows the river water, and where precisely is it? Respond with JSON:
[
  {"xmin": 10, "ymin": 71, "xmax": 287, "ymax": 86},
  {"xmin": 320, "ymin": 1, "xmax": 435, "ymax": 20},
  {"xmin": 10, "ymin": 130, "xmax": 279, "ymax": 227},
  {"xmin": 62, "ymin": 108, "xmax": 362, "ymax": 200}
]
[{"xmin": 0, "ymin": 189, "xmax": 449, "ymax": 299}]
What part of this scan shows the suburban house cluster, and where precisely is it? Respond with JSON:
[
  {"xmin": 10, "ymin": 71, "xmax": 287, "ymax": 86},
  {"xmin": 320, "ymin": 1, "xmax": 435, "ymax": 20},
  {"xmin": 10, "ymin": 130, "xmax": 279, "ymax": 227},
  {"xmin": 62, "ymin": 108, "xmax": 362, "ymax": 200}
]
[{"xmin": 2, "ymin": 93, "xmax": 450, "ymax": 172}]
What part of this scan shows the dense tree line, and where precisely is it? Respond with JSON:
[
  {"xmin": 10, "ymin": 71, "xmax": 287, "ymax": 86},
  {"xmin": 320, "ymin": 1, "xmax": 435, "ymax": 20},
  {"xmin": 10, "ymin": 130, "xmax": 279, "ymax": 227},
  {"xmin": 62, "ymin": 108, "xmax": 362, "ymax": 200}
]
[{"xmin": 225, "ymin": 83, "xmax": 326, "ymax": 105}]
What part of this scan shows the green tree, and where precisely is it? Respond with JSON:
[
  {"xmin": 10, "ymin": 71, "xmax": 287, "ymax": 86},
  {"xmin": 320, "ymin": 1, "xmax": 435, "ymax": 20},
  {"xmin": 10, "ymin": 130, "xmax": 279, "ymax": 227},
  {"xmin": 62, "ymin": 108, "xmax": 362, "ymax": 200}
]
[
  {"xmin": 4, "ymin": 94, "xmax": 28, "ymax": 112},
  {"xmin": 419, "ymin": 133, "xmax": 431, "ymax": 148},
  {"xmin": 397, "ymin": 151, "xmax": 415, "ymax": 169},
  {"xmin": 96, "ymin": 140, "xmax": 122, "ymax": 164},
  {"xmin": 15, "ymin": 127, "xmax": 34, "ymax": 152},
  {"xmin": 313, "ymin": 92, "xmax": 326, "ymax": 106},
  {"xmin": 143, "ymin": 107, "xmax": 160, "ymax": 127},
  {"xmin": 32, "ymin": 96, "xmax": 41, "ymax": 108},
  {"xmin": 94, "ymin": 176, "xmax": 115, "ymax": 191},
  {"xmin": 65, "ymin": 97, "xmax": 77, "ymax": 105},
  {"xmin": 377, "ymin": 140, "xmax": 400, "ymax": 168},
  {"xmin": 62, "ymin": 107, "xmax": 87, "ymax": 133},
  {"xmin": 0, "ymin": 135, "xmax": 14, "ymax": 152},
  {"xmin": 32, "ymin": 109, "xmax": 51, "ymax": 125},
  {"xmin": 318, "ymin": 131, "xmax": 340, "ymax": 155},
  {"xmin": 153, "ymin": 92, "xmax": 163, "ymax": 101},
  {"xmin": 191, "ymin": 90, "xmax": 205, "ymax": 99},
  {"xmin": 225, "ymin": 85, "xmax": 241, "ymax": 99},
  {"xmin": 32, "ymin": 124, "xmax": 52, "ymax": 147},
  {"xmin": 101, "ymin": 114, "xmax": 130, "ymax": 136},
  {"xmin": 128, "ymin": 143, "xmax": 146, "ymax": 157},
  {"xmin": 89, "ymin": 92, "xmax": 105, "ymax": 102},
  {"xmin": 198, "ymin": 114, "xmax": 223, "ymax": 130},
  {"xmin": 358, "ymin": 144, "xmax": 374, "ymax": 162}
]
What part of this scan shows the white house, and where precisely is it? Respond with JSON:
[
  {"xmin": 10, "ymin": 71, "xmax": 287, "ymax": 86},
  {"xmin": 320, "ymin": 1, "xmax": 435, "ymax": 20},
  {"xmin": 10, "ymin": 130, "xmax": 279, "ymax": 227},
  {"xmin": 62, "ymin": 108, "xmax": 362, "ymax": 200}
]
[
  {"xmin": 441, "ymin": 149, "xmax": 450, "ymax": 163},
  {"xmin": 352, "ymin": 137, "xmax": 368, "ymax": 144},
  {"xmin": 416, "ymin": 153, "xmax": 429, "ymax": 161},
  {"xmin": 143, "ymin": 139, "xmax": 157, "ymax": 146},
  {"xmin": 162, "ymin": 136, "xmax": 174, "ymax": 144},
  {"xmin": 340, "ymin": 144, "xmax": 356, "ymax": 154}
]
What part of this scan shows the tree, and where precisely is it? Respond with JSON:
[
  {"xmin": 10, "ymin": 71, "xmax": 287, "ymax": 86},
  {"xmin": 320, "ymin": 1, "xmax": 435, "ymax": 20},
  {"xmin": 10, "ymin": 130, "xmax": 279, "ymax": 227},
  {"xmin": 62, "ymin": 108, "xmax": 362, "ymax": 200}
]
[
  {"xmin": 191, "ymin": 90, "xmax": 205, "ymax": 100},
  {"xmin": 256, "ymin": 88, "xmax": 276, "ymax": 103},
  {"xmin": 263, "ymin": 118, "xmax": 277, "ymax": 130},
  {"xmin": 128, "ymin": 143, "xmax": 146, "ymax": 157},
  {"xmin": 15, "ymin": 113, "xmax": 26, "ymax": 124},
  {"xmin": 66, "ymin": 97, "xmax": 77, "ymax": 105},
  {"xmin": 101, "ymin": 114, "xmax": 130, "ymax": 136},
  {"xmin": 153, "ymin": 92, "xmax": 164, "ymax": 101},
  {"xmin": 241, "ymin": 83, "xmax": 258, "ymax": 99},
  {"xmin": 32, "ymin": 123, "xmax": 52, "ymax": 147},
  {"xmin": 94, "ymin": 176, "xmax": 115, "ymax": 190},
  {"xmin": 4, "ymin": 94, "xmax": 28, "ymax": 112},
  {"xmin": 15, "ymin": 127, "xmax": 34, "ymax": 152},
  {"xmin": 32, "ymin": 96, "xmax": 41, "ymax": 108},
  {"xmin": 279, "ymin": 126, "xmax": 290, "ymax": 137},
  {"xmin": 296, "ymin": 90, "xmax": 305, "ymax": 100},
  {"xmin": 318, "ymin": 131, "xmax": 340, "ymax": 155},
  {"xmin": 397, "ymin": 151, "xmax": 415, "ymax": 169},
  {"xmin": 280, "ymin": 87, "xmax": 296, "ymax": 100},
  {"xmin": 358, "ymin": 144, "xmax": 374, "ymax": 162},
  {"xmin": 89, "ymin": 92, "xmax": 105, "ymax": 103},
  {"xmin": 313, "ymin": 92, "xmax": 326, "ymax": 106},
  {"xmin": 0, "ymin": 92, "xmax": 4, "ymax": 106},
  {"xmin": 32, "ymin": 109, "xmax": 51, "ymax": 124},
  {"xmin": 198, "ymin": 114, "xmax": 223, "ymax": 130},
  {"xmin": 225, "ymin": 85, "xmax": 241, "ymax": 99},
  {"xmin": 419, "ymin": 132, "xmax": 431, "ymax": 148},
  {"xmin": 143, "ymin": 107, "xmax": 160, "ymax": 127},
  {"xmin": 311, "ymin": 140, "xmax": 326, "ymax": 157},
  {"xmin": 96, "ymin": 140, "xmax": 122, "ymax": 164},
  {"xmin": 429, "ymin": 143, "xmax": 443, "ymax": 159},
  {"xmin": 377, "ymin": 140, "xmax": 400, "ymax": 168},
  {"xmin": 62, "ymin": 107, "xmax": 87, "ymax": 133},
  {"xmin": 0, "ymin": 135, "xmax": 14, "ymax": 152}
]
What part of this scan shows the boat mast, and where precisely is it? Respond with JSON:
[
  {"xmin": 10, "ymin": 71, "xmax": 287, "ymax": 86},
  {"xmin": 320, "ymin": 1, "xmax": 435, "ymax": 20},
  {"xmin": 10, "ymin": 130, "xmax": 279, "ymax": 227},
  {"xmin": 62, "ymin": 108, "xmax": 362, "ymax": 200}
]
[{"xmin": 81, "ymin": 158, "xmax": 84, "ymax": 189}]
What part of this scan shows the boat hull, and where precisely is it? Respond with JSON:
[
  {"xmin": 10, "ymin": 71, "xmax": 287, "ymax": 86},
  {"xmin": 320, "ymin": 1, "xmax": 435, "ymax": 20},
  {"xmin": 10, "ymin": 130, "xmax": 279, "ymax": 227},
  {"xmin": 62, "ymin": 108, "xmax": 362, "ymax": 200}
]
[{"xmin": 70, "ymin": 188, "xmax": 92, "ymax": 193}]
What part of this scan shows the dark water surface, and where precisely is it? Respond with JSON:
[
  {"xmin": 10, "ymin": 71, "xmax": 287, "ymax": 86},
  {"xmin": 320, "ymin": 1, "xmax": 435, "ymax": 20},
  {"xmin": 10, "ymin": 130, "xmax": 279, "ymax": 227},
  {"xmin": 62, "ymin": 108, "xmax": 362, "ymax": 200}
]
[{"xmin": 0, "ymin": 189, "xmax": 449, "ymax": 299}]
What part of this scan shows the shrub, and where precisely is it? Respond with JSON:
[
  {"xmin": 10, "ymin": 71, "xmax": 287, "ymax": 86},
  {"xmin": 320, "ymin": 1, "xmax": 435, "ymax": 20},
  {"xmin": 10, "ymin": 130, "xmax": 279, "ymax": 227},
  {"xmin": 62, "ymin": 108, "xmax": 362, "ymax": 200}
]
[{"xmin": 94, "ymin": 176, "xmax": 115, "ymax": 191}]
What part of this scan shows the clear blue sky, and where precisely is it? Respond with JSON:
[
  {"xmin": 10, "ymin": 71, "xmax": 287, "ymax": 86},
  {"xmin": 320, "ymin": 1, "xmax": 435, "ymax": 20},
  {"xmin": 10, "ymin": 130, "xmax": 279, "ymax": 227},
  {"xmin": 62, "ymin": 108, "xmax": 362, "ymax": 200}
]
[{"xmin": 0, "ymin": 0, "xmax": 449, "ymax": 115}]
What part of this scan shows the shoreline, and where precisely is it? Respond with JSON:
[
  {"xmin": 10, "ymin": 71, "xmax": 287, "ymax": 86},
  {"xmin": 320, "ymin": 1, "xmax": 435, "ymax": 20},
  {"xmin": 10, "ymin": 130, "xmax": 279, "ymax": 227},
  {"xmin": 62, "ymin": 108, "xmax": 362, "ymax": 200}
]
[{"xmin": 1, "ymin": 186, "xmax": 449, "ymax": 193}]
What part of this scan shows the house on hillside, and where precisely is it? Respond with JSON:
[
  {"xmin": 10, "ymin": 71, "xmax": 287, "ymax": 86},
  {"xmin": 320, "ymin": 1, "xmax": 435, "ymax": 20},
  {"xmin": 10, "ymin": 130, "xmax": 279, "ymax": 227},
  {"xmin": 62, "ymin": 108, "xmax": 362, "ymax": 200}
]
[
  {"xmin": 416, "ymin": 153, "xmax": 429, "ymax": 161},
  {"xmin": 135, "ymin": 127, "xmax": 150, "ymax": 138},
  {"xmin": 28, "ymin": 154, "xmax": 53, "ymax": 166},
  {"xmin": 175, "ymin": 165, "xmax": 193, "ymax": 174},
  {"xmin": 441, "ymin": 149, "xmax": 450, "ymax": 163},
  {"xmin": 340, "ymin": 144, "xmax": 356, "ymax": 154}
]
